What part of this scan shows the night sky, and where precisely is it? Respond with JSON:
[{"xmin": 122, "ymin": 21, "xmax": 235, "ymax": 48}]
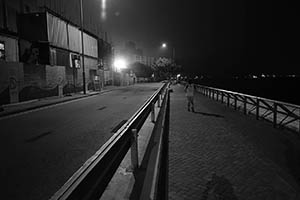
[{"xmin": 102, "ymin": 0, "xmax": 299, "ymax": 76}]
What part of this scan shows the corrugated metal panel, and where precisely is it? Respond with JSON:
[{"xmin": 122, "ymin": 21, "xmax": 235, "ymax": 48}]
[
  {"xmin": 56, "ymin": 48, "xmax": 70, "ymax": 67},
  {"xmin": 67, "ymin": 24, "xmax": 81, "ymax": 53},
  {"xmin": 84, "ymin": 57, "xmax": 98, "ymax": 69},
  {"xmin": 46, "ymin": 12, "xmax": 68, "ymax": 49},
  {"xmin": 83, "ymin": 33, "xmax": 97, "ymax": 58}
]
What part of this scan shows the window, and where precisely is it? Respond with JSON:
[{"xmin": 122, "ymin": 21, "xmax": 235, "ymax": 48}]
[{"xmin": 0, "ymin": 41, "xmax": 5, "ymax": 60}]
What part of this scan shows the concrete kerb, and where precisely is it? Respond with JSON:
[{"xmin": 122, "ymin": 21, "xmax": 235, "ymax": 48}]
[{"xmin": 0, "ymin": 87, "xmax": 119, "ymax": 118}]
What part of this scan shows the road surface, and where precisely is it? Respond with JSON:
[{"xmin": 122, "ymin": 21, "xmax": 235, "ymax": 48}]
[{"xmin": 0, "ymin": 83, "xmax": 162, "ymax": 200}]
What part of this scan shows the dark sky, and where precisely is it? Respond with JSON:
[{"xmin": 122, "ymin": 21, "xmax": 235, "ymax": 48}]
[{"xmin": 102, "ymin": 0, "xmax": 299, "ymax": 76}]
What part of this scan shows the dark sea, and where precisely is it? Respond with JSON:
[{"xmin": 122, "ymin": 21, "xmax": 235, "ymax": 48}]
[{"xmin": 195, "ymin": 77, "xmax": 300, "ymax": 106}]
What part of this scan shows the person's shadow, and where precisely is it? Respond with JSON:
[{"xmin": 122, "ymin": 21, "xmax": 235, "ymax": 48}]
[
  {"xmin": 193, "ymin": 111, "xmax": 224, "ymax": 118},
  {"xmin": 201, "ymin": 173, "xmax": 238, "ymax": 200}
]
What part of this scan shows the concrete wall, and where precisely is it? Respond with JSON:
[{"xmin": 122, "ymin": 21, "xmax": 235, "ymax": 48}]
[{"xmin": 0, "ymin": 62, "xmax": 67, "ymax": 104}]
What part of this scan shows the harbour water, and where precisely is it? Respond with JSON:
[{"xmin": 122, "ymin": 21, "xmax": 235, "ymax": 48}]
[{"xmin": 195, "ymin": 77, "xmax": 300, "ymax": 105}]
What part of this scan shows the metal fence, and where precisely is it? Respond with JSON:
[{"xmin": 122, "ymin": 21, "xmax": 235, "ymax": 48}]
[
  {"xmin": 197, "ymin": 85, "xmax": 300, "ymax": 134},
  {"xmin": 50, "ymin": 82, "xmax": 170, "ymax": 200}
]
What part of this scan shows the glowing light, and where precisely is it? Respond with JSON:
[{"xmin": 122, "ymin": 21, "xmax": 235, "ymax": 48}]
[
  {"xmin": 101, "ymin": 0, "xmax": 107, "ymax": 20},
  {"xmin": 176, "ymin": 74, "xmax": 181, "ymax": 78},
  {"xmin": 114, "ymin": 58, "xmax": 127, "ymax": 71},
  {"xmin": 162, "ymin": 43, "xmax": 167, "ymax": 48}
]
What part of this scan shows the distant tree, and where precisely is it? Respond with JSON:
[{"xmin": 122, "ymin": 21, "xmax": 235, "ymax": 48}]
[
  {"xmin": 129, "ymin": 62, "xmax": 153, "ymax": 77},
  {"xmin": 151, "ymin": 57, "xmax": 181, "ymax": 80}
]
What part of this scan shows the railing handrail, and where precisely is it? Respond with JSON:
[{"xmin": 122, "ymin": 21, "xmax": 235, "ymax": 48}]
[
  {"xmin": 196, "ymin": 84, "xmax": 300, "ymax": 134},
  {"xmin": 199, "ymin": 84, "xmax": 300, "ymax": 108},
  {"xmin": 50, "ymin": 82, "xmax": 169, "ymax": 200}
]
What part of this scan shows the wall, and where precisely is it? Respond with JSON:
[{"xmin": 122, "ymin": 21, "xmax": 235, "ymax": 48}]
[
  {"xmin": 0, "ymin": 62, "xmax": 67, "ymax": 104},
  {"xmin": 0, "ymin": 61, "xmax": 24, "ymax": 104},
  {"xmin": 0, "ymin": 35, "xmax": 19, "ymax": 62}
]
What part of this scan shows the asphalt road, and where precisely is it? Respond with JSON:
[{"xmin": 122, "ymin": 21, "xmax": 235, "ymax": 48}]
[{"xmin": 0, "ymin": 83, "xmax": 162, "ymax": 200}]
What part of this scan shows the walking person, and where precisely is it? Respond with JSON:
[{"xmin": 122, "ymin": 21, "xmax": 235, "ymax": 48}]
[{"xmin": 184, "ymin": 79, "xmax": 196, "ymax": 112}]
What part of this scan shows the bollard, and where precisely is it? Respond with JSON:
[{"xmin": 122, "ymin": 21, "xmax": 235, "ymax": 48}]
[
  {"xmin": 151, "ymin": 102, "xmax": 155, "ymax": 122},
  {"xmin": 131, "ymin": 129, "xmax": 139, "ymax": 170}
]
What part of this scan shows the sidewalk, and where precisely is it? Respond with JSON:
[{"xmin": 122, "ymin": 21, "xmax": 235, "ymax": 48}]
[
  {"xmin": 169, "ymin": 84, "xmax": 300, "ymax": 200},
  {"xmin": 0, "ymin": 85, "xmax": 119, "ymax": 118}
]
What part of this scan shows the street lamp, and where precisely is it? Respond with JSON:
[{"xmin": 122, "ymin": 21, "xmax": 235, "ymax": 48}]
[
  {"xmin": 161, "ymin": 42, "xmax": 175, "ymax": 62},
  {"xmin": 113, "ymin": 58, "xmax": 127, "ymax": 72},
  {"xmin": 79, "ymin": 0, "xmax": 86, "ymax": 94}
]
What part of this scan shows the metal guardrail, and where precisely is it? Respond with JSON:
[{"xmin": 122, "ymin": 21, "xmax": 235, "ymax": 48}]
[
  {"xmin": 196, "ymin": 85, "xmax": 300, "ymax": 134},
  {"xmin": 50, "ymin": 82, "xmax": 170, "ymax": 200}
]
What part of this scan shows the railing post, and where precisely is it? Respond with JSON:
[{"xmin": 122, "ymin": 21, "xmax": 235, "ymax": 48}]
[
  {"xmin": 131, "ymin": 129, "xmax": 139, "ymax": 170},
  {"xmin": 221, "ymin": 92, "xmax": 224, "ymax": 103},
  {"xmin": 227, "ymin": 94, "xmax": 230, "ymax": 107},
  {"xmin": 273, "ymin": 103, "xmax": 277, "ymax": 128},
  {"xmin": 157, "ymin": 94, "xmax": 161, "ymax": 107},
  {"xmin": 234, "ymin": 95, "xmax": 237, "ymax": 110},
  {"xmin": 216, "ymin": 91, "xmax": 219, "ymax": 101},
  {"xmin": 151, "ymin": 102, "xmax": 155, "ymax": 122},
  {"xmin": 243, "ymin": 96, "xmax": 247, "ymax": 114},
  {"xmin": 256, "ymin": 98, "xmax": 260, "ymax": 120}
]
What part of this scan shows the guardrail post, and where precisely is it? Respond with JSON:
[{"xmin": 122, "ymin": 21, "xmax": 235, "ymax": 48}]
[
  {"xmin": 256, "ymin": 99, "xmax": 260, "ymax": 120},
  {"xmin": 151, "ymin": 102, "xmax": 155, "ymax": 122},
  {"xmin": 131, "ymin": 129, "xmax": 139, "ymax": 170},
  {"xmin": 216, "ymin": 91, "xmax": 219, "ymax": 101},
  {"xmin": 273, "ymin": 103, "xmax": 277, "ymax": 128},
  {"xmin": 243, "ymin": 96, "xmax": 247, "ymax": 115}
]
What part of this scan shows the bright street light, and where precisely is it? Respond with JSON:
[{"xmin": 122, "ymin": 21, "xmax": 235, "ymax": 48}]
[
  {"xmin": 161, "ymin": 43, "xmax": 167, "ymax": 48},
  {"xmin": 113, "ymin": 58, "xmax": 127, "ymax": 71}
]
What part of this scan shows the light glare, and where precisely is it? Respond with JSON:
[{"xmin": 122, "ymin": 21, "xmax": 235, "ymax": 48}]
[{"xmin": 114, "ymin": 58, "xmax": 127, "ymax": 71}]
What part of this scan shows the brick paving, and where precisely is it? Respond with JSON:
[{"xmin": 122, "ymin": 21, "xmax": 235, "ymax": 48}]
[{"xmin": 169, "ymin": 84, "xmax": 300, "ymax": 200}]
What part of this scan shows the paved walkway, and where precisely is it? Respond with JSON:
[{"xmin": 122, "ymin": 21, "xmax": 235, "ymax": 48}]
[
  {"xmin": 169, "ymin": 84, "xmax": 300, "ymax": 200},
  {"xmin": 0, "ymin": 85, "xmax": 120, "ymax": 118}
]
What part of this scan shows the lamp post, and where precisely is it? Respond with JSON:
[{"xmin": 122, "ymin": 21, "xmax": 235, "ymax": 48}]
[
  {"xmin": 79, "ymin": 0, "xmax": 86, "ymax": 94},
  {"xmin": 161, "ymin": 42, "xmax": 175, "ymax": 63},
  {"xmin": 161, "ymin": 42, "xmax": 176, "ymax": 80}
]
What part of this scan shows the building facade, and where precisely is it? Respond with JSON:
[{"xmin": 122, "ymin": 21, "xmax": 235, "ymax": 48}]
[{"xmin": 0, "ymin": 0, "xmax": 113, "ymax": 104}]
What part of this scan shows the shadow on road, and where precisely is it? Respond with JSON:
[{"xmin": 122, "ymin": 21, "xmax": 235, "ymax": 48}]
[{"xmin": 193, "ymin": 111, "xmax": 224, "ymax": 118}]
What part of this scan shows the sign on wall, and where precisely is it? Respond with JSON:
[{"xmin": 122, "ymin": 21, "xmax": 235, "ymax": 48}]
[{"xmin": 0, "ymin": 41, "xmax": 5, "ymax": 60}]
